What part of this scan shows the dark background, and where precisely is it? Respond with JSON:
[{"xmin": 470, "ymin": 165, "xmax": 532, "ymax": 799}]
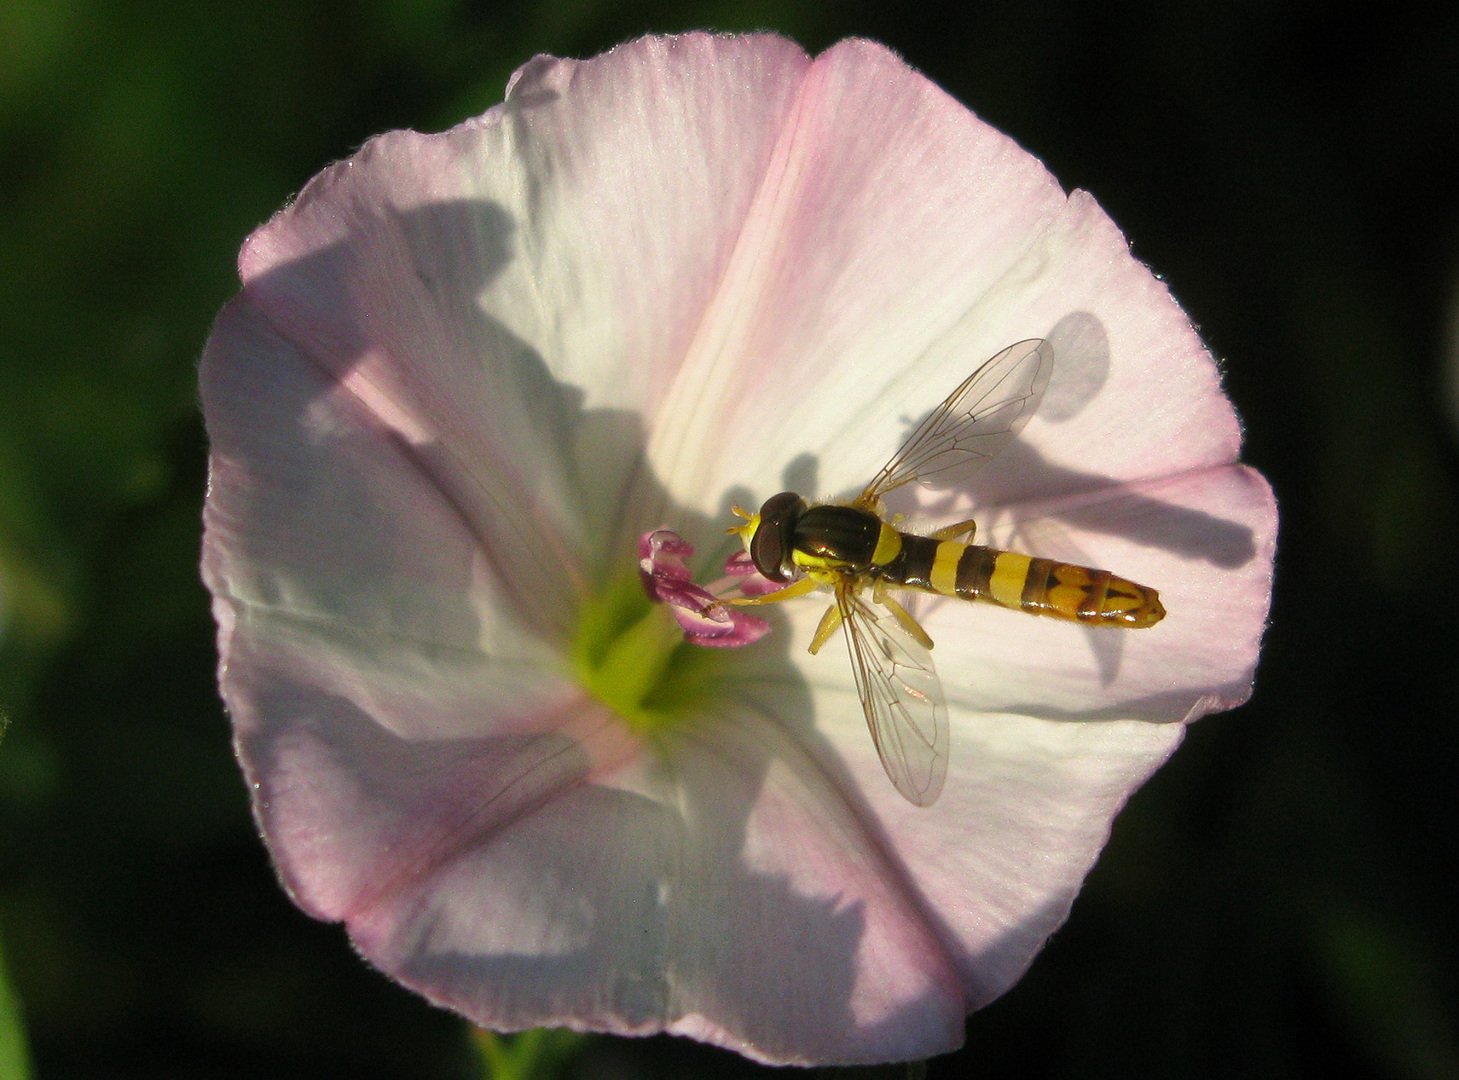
[{"xmin": 2, "ymin": 2, "xmax": 1456, "ymax": 1077}]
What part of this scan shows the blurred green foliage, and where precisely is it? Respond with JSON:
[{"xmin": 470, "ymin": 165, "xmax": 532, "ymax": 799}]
[
  {"xmin": 0, "ymin": 920, "xmax": 34, "ymax": 1080},
  {"xmin": 473, "ymin": 1028, "xmax": 587, "ymax": 1080},
  {"xmin": 1, "ymin": 1, "xmax": 1456, "ymax": 1078}
]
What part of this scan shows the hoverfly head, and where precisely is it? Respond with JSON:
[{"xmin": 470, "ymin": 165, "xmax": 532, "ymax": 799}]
[{"xmin": 733, "ymin": 491, "xmax": 805, "ymax": 583}]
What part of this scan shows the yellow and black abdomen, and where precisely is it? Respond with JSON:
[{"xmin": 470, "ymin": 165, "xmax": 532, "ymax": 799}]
[
  {"xmin": 878, "ymin": 532, "xmax": 1165, "ymax": 629},
  {"xmin": 783, "ymin": 505, "xmax": 1162, "ymax": 628}
]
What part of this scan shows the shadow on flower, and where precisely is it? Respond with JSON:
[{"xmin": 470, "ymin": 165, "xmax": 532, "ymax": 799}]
[{"xmin": 883, "ymin": 310, "xmax": 1258, "ymax": 571}]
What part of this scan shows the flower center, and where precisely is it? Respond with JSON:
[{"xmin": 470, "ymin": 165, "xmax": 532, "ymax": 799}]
[{"xmin": 571, "ymin": 574, "xmax": 732, "ymax": 735}]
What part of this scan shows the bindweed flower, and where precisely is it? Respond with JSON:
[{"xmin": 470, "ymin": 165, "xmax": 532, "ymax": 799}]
[{"xmin": 200, "ymin": 33, "xmax": 1276, "ymax": 1067}]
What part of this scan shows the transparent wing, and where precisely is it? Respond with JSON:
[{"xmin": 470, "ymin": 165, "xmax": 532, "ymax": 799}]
[
  {"xmin": 837, "ymin": 583, "xmax": 949, "ymax": 807},
  {"xmin": 858, "ymin": 338, "xmax": 1054, "ymax": 506}
]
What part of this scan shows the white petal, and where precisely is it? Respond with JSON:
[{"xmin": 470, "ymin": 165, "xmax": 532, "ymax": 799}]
[
  {"xmin": 804, "ymin": 677, "xmax": 1184, "ymax": 1006},
  {"xmin": 926, "ymin": 464, "xmax": 1276, "ymax": 721},
  {"xmin": 340, "ymin": 698, "xmax": 969, "ymax": 1065}
]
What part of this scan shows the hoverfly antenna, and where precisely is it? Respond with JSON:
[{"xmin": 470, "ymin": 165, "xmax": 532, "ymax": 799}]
[{"xmin": 727, "ymin": 505, "xmax": 760, "ymax": 542}]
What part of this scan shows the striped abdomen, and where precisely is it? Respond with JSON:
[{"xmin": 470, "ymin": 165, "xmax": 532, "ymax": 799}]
[{"xmin": 877, "ymin": 531, "xmax": 1165, "ymax": 628}]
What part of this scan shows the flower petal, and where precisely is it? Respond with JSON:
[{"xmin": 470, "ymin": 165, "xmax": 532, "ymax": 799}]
[
  {"xmin": 922, "ymin": 462, "xmax": 1278, "ymax": 721},
  {"xmin": 201, "ymin": 295, "xmax": 564, "ymax": 650},
  {"xmin": 800, "ymin": 678, "xmax": 1185, "ymax": 1008},
  {"xmin": 643, "ymin": 37, "xmax": 1068, "ymax": 511},
  {"xmin": 201, "ymin": 295, "xmax": 589, "ymax": 915},
  {"xmin": 221, "ymin": 613, "xmax": 605, "ymax": 922},
  {"xmin": 631, "ymin": 39, "xmax": 1237, "ymax": 527},
  {"xmin": 230, "ymin": 162, "xmax": 593, "ymax": 623},
  {"xmin": 337, "ymin": 696, "xmax": 970, "ymax": 1065},
  {"xmin": 233, "ymin": 33, "xmax": 818, "ymax": 586}
]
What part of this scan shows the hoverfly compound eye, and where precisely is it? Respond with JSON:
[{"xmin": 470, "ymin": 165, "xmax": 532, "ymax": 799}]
[{"xmin": 749, "ymin": 491, "xmax": 805, "ymax": 582}]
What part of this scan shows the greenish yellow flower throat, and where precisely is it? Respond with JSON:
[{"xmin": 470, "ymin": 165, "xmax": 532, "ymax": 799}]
[{"xmin": 572, "ymin": 574, "xmax": 732, "ymax": 735}]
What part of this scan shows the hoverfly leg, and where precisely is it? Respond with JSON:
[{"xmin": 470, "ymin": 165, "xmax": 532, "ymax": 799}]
[
  {"xmin": 808, "ymin": 601, "xmax": 845, "ymax": 655},
  {"xmin": 728, "ymin": 575, "xmax": 819, "ymax": 607},
  {"xmin": 871, "ymin": 579, "xmax": 935, "ymax": 649},
  {"xmin": 928, "ymin": 518, "xmax": 978, "ymax": 543}
]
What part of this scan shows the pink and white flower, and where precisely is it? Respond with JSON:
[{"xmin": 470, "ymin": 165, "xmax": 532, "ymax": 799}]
[{"xmin": 200, "ymin": 33, "xmax": 1276, "ymax": 1066}]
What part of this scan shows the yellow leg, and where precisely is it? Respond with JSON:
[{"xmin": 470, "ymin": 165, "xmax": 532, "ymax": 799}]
[
  {"xmin": 728, "ymin": 575, "xmax": 819, "ymax": 607},
  {"xmin": 928, "ymin": 518, "xmax": 978, "ymax": 543},
  {"xmin": 872, "ymin": 580, "xmax": 935, "ymax": 649},
  {"xmin": 808, "ymin": 603, "xmax": 843, "ymax": 654},
  {"xmin": 728, "ymin": 573, "xmax": 847, "ymax": 654}
]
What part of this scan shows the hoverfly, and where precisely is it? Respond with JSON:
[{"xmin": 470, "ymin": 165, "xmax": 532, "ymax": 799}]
[{"xmin": 729, "ymin": 339, "xmax": 1164, "ymax": 807}]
